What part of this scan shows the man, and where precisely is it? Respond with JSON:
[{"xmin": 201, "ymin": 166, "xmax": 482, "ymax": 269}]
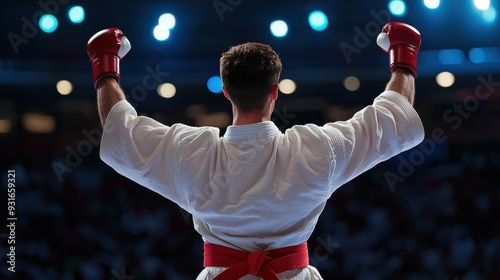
[{"xmin": 87, "ymin": 22, "xmax": 424, "ymax": 279}]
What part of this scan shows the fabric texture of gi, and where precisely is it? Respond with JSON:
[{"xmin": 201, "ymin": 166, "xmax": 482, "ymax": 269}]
[{"xmin": 100, "ymin": 90, "xmax": 425, "ymax": 279}]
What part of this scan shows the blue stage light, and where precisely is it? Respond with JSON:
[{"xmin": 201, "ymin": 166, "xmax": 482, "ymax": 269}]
[
  {"xmin": 159, "ymin": 13, "xmax": 176, "ymax": 30},
  {"xmin": 423, "ymin": 0, "xmax": 440, "ymax": 9},
  {"xmin": 469, "ymin": 47, "xmax": 500, "ymax": 63},
  {"xmin": 153, "ymin": 25, "xmax": 170, "ymax": 41},
  {"xmin": 39, "ymin": 14, "xmax": 58, "ymax": 33},
  {"xmin": 438, "ymin": 49, "xmax": 465, "ymax": 65},
  {"xmin": 308, "ymin": 11, "xmax": 328, "ymax": 31},
  {"xmin": 469, "ymin": 48, "xmax": 487, "ymax": 63},
  {"xmin": 482, "ymin": 7, "xmax": 496, "ymax": 22},
  {"xmin": 68, "ymin": 6, "xmax": 85, "ymax": 24},
  {"xmin": 474, "ymin": 0, "xmax": 491, "ymax": 11},
  {"xmin": 270, "ymin": 20, "xmax": 288, "ymax": 37},
  {"xmin": 388, "ymin": 0, "xmax": 406, "ymax": 16},
  {"xmin": 207, "ymin": 76, "xmax": 223, "ymax": 94}
]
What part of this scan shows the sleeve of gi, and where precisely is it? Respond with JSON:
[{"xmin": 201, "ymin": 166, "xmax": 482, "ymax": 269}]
[
  {"xmin": 99, "ymin": 100, "xmax": 184, "ymax": 203},
  {"xmin": 321, "ymin": 90, "xmax": 425, "ymax": 191}
]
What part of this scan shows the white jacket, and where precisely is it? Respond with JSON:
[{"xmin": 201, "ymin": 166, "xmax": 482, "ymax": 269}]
[{"xmin": 100, "ymin": 90, "xmax": 425, "ymax": 279}]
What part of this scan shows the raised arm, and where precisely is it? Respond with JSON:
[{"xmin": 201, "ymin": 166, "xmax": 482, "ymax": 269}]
[
  {"xmin": 96, "ymin": 78, "xmax": 125, "ymax": 126},
  {"xmin": 386, "ymin": 69, "xmax": 415, "ymax": 105},
  {"xmin": 87, "ymin": 28, "xmax": 131, "ymax": 126},
  {"xmin": 321, "ymin": 22, "xmax": 424, "ymax": 190},
  {"xmin": 86, "ymin": 28, "xmax": 185, "ymax": 204},
  {"xmin": 377, "ymin": 22, "xmax": 421, "ymax": 105}
]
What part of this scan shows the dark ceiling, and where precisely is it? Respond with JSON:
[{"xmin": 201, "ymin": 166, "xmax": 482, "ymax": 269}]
[{"xmin": 1, "ymin": 0, "xmax": 500, "ymax": 139}]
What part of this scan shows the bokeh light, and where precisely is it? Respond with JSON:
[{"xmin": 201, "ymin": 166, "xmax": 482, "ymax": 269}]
[
  {"xmin": 308, "ymin": 11, "xmax": 328, "ymax": 31},
  {"xmin": 344, "ymin": 76, "xmax": 360, "ymax": 92},
  {"xmin": 436, "ymin": 71, "xmax": 455, "ymax": 88},
  {"xmin": 153, "ymin": 25, "xmax": 170, "ymax": 41},
  {"xmin": 157, "ymin": 83, "xmax": 176, "ymax": 98},
  {"xmin": 207, "ymin": 76, "xmax": 223, "ymax": 94},
  {"xmin": 482, "ymin": 7, "xmax": 497, "ymax": 22},
  {"xmin": 68, "ymin": 6, "xmax": 85, "ymax": 24},
  {"xmin": 423, "ymin": 0, "xmax": 440, "ymax": 9},
  {"xmin": 389, "ymin": 0, "xmax": 406, "ymax": 16},
  {"xmin": 159, "ymin": 13, "xmax": 176, "ymax": 30},
  {"xmin": 39, "ymin": 14, "xmax": 58, "ymax": 33},
  {"xmin": 279, "ymin": 79, "xmax": 297, "ymax": 94},
  {"xmin": 270, "ymin": 20, "xmax": 288, "ymax": 37},
  {"xmin": 474, "ymin": 0, "xmax": 491, "ymax": 11},
  {"xmin": 56, "ymin": 80, "xmax": 73, "ymax": 95}
]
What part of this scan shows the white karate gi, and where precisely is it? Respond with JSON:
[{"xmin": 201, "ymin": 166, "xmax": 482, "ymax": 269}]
[{"xmin": 100, "ymin": 90, "xmax": 425, "ymax": 279}]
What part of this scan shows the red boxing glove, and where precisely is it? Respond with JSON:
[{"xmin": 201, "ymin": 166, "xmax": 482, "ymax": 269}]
[
  {"xmin": 376, "ymin": 22, "xmax": 421, "ymax": 77},
  {"xmin": 87, "ymin": 28, "xmax": 131, "ymax": 89}
]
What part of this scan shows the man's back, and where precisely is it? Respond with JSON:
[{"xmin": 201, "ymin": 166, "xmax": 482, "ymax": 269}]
[
  {"xmin": 180, "ymin": 121, "xmax": 333, "ymax": 252},
  {"xmin": 100, "ymin": 90, "xmax": 424, "ymax": 254}
]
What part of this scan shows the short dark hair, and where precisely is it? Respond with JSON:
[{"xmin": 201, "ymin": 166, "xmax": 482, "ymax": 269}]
[{"xmin": 220, "ymin": 42, "xmax": 282, "ymax": 113}]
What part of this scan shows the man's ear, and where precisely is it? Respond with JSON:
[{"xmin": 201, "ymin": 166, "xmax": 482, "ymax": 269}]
[
  {"xmin": 270, "ymin": 84, "xmax": 279, "ymax": 101},
  {"xmin": 222, "ymin": 87, "xmax": 231, "ymax": 101}
]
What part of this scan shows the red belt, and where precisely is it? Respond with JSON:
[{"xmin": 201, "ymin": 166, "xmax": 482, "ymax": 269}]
[{"xmin": 203, "ymin": 242, "xmax": 309, "ymax": 280}]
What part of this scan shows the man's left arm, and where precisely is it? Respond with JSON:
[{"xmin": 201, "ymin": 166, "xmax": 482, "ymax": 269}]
[{"xmin": 322, "ymin": 22, "xmax": 425, "ymax": 190}]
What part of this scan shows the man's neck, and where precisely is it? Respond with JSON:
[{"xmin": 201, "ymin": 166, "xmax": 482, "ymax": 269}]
[
  {"xmin": 231, "ymin": 109, "xmax": 271, "ymax": 125},
  {"xmin": 232, "ymin": 114, "xmax": 270, "ymax": 125},
  {"xmin": 230, "ymin": 100, "xmax": 275, "ymax": 125}
]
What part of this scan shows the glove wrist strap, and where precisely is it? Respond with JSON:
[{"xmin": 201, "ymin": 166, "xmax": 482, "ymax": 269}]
[{"xmin": 92, "ymin": 54, "xmax": 120, "ymax": 89}]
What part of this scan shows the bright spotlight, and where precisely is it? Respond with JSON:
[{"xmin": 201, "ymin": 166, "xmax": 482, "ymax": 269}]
[
  {"xmin": 389, "ymin": 0, "xmax": 406, "ymax": 16},
  {"xmin": 207, "ymin": 76, "xmax": 223, "ymax": 94},
  {"xmin": 159, "ymin": 13, "xmax": 176, "ymax": 30},
  {"xmin": 157, "ymin": 83, "xmax": 176, "ymax": 98},
  {"xmin": 474, "ymin": 0, "xmax": 490, "ymax": 11},
  {"xmin": 68, "ymin": 6, "xmax": 85, "ymax": 24},
  {"xmin": 56, "ymin": 80, "xmax": 73, "ymax": 95},
  {"xmin": 308, "ymin": 11, "xmax": 328, "ymax": 31},
  {"xmin": 482, "ymin": 7, "xmax": 496, "ymax": 22},
  {"xmin": 39, "ymin": 14, "xmax": 58, "ymax": 33},
  {"xmin": 423, "ymin": 0, "xmax": 440, "ymax": 9},
  {"xmin": 153, "ymin": 25, "xmax": 170, "ymax": 41},
  {"xmin": 436, "ymin": 72, "xmax": 455, "ymax": 88},
  {"xmin": 270, "ymin": 20, "xmax": 288, "ymax": 37},
  {"xmin": 279, "ymin": 79, "xmax": 297, "ymax": 94}
]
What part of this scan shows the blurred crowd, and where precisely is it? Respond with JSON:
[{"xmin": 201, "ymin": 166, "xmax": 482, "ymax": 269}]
[{"xmin": 1, "ymin": 136, "xmax": 499, "ymax": 280}]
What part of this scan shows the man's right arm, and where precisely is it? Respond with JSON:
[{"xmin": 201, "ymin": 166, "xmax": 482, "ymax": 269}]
[{"xmin": 386, "ymin": 68, "xmax": 415, "ymax": 105}]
